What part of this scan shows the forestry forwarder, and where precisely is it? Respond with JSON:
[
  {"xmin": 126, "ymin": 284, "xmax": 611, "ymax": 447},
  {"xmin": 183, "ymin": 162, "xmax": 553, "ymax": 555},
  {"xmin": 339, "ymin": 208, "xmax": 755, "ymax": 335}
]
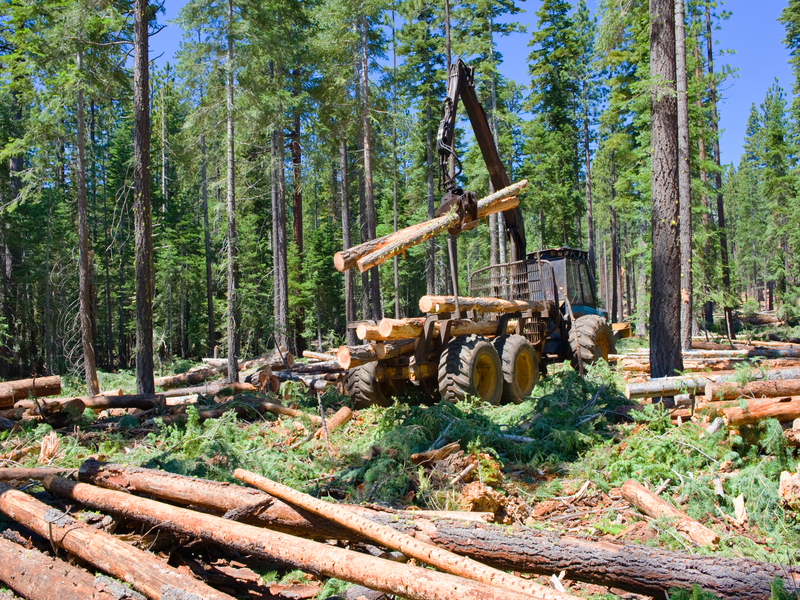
[{"xmin": 341, "ymin": 59, "xmax": 618, "ymax": 407}]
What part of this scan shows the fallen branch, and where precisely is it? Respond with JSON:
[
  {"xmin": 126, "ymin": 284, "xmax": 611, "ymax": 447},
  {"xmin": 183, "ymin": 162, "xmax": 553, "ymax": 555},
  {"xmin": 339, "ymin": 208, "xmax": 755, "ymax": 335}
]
[
  {"xmin": 0, "ymin": 535, "xmax": 142, "ymax": 600},
  {"xmin": 45, "ymin": 476, "xmax": 560, "ymax": 600},
  {"xmin": 621, "ymin": 479, "xmax": 719, "ymax": 546},
  {"xmin": 0, "ymin": 481, "xmax": 234, "ymax": 600}
]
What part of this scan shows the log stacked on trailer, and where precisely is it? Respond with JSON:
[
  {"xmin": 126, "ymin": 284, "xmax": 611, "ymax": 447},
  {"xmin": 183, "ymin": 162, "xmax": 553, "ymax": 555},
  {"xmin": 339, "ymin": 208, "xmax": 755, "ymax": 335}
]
[
  {"xmin": 0, "ymin": 376, "xmax": 61, "ymax": 408},
  {"xmin": 419, "ymin": 295, "xmax": 546, "ymax": 315},
  {"xmin": 333, "ymin": 181, "xmax": 528, "ymax": 274}
]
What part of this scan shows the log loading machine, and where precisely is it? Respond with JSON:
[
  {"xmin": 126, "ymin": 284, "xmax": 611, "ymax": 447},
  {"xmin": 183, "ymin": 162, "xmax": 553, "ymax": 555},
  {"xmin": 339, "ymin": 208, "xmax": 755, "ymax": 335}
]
[{"xmin": 335, "ymin": 59, "xmax": 618, "ymax": 407}]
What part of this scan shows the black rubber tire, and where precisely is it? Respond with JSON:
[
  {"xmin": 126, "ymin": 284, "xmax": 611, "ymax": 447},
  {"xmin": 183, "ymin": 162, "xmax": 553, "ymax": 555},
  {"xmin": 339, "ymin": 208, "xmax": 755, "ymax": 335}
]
[
  {"xmin": 345, "ymin": 362, "xmax": 398, "ymax": 409},
  {"xmin": 438, "ymin": 335, "xmax": 503, "ymax": 405},
  {"xmin": 493, "ymin": 335, "xmax": 539, "ymax": 404},
  {"xmin": 568, "ymin": 315, "xmax": 616, "ymax": 370}
]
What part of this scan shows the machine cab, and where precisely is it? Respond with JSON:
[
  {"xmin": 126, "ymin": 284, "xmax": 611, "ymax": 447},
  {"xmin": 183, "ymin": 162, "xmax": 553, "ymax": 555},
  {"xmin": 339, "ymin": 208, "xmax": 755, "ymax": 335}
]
[{"xmin": 527, "ymin": 247, "xmax": 605, "ymax": 319}]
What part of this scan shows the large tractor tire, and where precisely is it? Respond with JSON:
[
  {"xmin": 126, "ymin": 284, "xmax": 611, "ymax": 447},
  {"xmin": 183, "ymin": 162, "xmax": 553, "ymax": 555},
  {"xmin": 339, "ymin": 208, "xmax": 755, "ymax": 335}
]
[
  {"xmin": 345, "ymin": 362, "xmax": 402, "ymax": 409},
  {"xmin": 568, "ymin": 315, "xmax": 616, "ymax": 370},
  {"xmin": 438, "ymin": 335, "xmax": 503, "ymax": 405},
  {"xmin": 493, "ymin": 335, "xmax": 539, "ymax": 404}
]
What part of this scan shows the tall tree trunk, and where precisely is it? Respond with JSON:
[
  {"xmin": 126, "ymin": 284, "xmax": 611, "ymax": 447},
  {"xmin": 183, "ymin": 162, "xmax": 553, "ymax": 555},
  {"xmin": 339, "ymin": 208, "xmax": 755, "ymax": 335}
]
[
  {"xmin": 102, "ymin": 126, "xmax": 113, "ymax": 369},
  {"xmin": 705, "ymin": 3, "xmax": 734, "ymax": 339},
  {"xmin": 649, "ymin": 0, "xmax": 683, "ymax": 382},
  {"xmin": 201, "ymin": 131, "xmax": 214, "ymax": 356},
  {"xmin": 426, "ymin": 102, "xmax": 436, "ymax": 295},
  {"xmin": 676, "ymin": 0, "xmax": 693, "ymax": 350},
  {"xmin": 610, "ymin": 151, "xmax": 619, "ymax": 323},
  {"xmin": 392, "ymin": 12, "xmax": 400, "ymax": 319},
  {"xmin": 361, "ymin": 15, "xmax": 382, "ymax": 321},
  {"xmin": 583, "ymin": 81, "xmax": 596, "ymax": 278},
  {"xmin": 76, "ymin": 49, "xmax": 99, "ymax": 395},
  {"xmin": 133, "ymin": 2, "xmax": 154, "ymax": 395},
  {"xmin": 340, "ymin": 138, "xmax": 357, "ymax": 346},
  {"xmin": 291, "ymin": 94, "xmax": 306, "ymax": 352},
  {"xmin": 225, "ymin": 0, "xmax": 239, "ymax": 382}
]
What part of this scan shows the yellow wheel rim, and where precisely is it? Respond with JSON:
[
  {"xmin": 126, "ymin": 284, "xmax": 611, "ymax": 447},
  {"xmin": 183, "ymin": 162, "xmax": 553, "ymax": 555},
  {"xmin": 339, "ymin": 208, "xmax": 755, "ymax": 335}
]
[
  {"xmin": 515, "ymin": 352, "xmax": 536, "ymax": 394},
  {"xmin": 475, "ymin": 353, "xmax": 498, "ymax": 401}
]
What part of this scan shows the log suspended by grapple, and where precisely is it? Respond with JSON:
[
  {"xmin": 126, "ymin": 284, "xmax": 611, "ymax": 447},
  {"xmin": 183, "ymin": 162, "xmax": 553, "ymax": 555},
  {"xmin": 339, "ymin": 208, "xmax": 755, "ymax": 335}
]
[{"xmin": 333, "ymin": 181, "xmax": 527, "ymax": 274}]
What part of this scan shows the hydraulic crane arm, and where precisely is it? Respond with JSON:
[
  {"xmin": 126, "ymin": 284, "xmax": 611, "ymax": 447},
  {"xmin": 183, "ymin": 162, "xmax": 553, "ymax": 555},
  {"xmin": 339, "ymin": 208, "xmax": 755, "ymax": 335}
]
[{"xmin": 436, "ymin": 58, "xmax": 526, "ymax": 262}]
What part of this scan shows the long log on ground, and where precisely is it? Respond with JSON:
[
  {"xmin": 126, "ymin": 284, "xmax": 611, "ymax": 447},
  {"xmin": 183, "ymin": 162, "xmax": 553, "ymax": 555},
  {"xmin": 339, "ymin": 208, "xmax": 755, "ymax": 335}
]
[
  {"xmin": 619, "ymin": 358, "xmax": 800, "ymax": 373},
  {"xmin": 0, "ymin": 535, "xmax": 141, "ymax": 600},
  {"xmin": 626, "ymin": 367, "xmax": 800, "ymax": 399},
  {"xmin": 235, "ymin": 469, "xmax": 570, "ymax": 600},
  {"xmin": 240, "ymin": 348, "xmax": 294, "ymax": 370},
  {"xmin": 723, "ymin": 396, "xmax": 800, "ymax": 426},
  {"xmin": 314, "ymin": 406, "xmax": 352, "ymax": 438},
  {"xmin": 160, "ymin": 381, "xmax": 256, "ymax": 398},
  {"xmin": 0, "ymin": 376, "xmax": 61, "ymax": 408},
  {"xmin": 621, "ymin": 480, "xmax": 719, "ymax": 546},
  {"xmin": 355, "ymin": 182, "xmax": 527, "ymax": 273},
  {"xmin": 706, "ymin": 379, "xmax": 800, "ymax": 401},
  {"xmin": 624, "ymin": 348, "xmax": 800, "ymax": 359},
  {"xmin": 0, "ymin": 482, "xmax": 234, "ymax": 600},
  {"xmin": 21, "ymin": 394, "xmax": 163, "ymax": 412},
  {"xmin": 0, "ymin": 467, "xmax": 76, "ymax": 480},
  {"xmin": 280, "ymin": 360, "xmax": 342, "ymax": 374},
  {"xmin": 151, "ymin": 400, "xmax": 324, "ymax": 427},
  {"xmin": 376, "ymin": 317, "xmax": 516, "ymax": 342},
  {"xmin": 419, "ymin": 296, "xmax": 546, "ymax": 315},
  {"xmin": 155, "ymin": 366, "xmax": 224, "ymax": 390},
  {"xmin": 273, "ymin": 372, "xmax": 337, "ymax": 391},
  {"xmin": 76, "ymin": 463, "xmax": 796, "ymax": 600},
  {"xmin": 44, "ymin": 476, "xmax": 563, "ymax": 600}
]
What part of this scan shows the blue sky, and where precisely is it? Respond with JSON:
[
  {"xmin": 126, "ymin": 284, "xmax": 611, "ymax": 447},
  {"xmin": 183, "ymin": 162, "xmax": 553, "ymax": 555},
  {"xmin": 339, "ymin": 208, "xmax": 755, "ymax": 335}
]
[{"xmin": 151, "ymin": 0, "xmax": 794, "ymax": 167}]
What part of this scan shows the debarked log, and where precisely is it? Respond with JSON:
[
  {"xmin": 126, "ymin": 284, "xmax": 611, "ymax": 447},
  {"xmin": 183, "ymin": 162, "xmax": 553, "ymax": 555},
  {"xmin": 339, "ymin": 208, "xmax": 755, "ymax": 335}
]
[
  {"xmin": 626, "ymin": 367, "xmax": 800, "ymax": 400},
  {"xmin": 723, "ymin": 396, "xmax": 800, "ymax": 426},
  {"xmin": 0, "ymin": 376, "xmax": 61, "ymax": 408},
  {"xmin": 705, "ymin": 379, "xmax": 800, "ymax": 401},
  {"xmin": 155, "ymin": 366, "xmax": 224, "ymax": 390},
  {"xmin": 72, "ymin": 462, "xmax": 796, "ymax": 600},
  {"xmin": 44, "ymin": 476, "xmax": 560, "ymax": 600},
  {"xmin": 0, "ymin": 482, "xmax": 235, "ymax": 600},
  {"xmin": 0, "ymin": 535, "xmax": 143, "ymax": 600},
  {"xmin": 376, "ymin": 317, "xmax": 516, "ymax": 342}
]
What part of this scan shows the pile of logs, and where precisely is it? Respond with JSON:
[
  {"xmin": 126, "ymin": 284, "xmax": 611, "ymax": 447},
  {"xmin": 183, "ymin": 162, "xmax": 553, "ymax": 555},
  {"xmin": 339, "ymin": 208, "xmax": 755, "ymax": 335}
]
[
  {"xmin": 335, "ymin": 294, "xmax": 540, "ymax": 371},
  {"xmin": 0, "ymin": 461, "xmax": 794, "ymax": 600}
]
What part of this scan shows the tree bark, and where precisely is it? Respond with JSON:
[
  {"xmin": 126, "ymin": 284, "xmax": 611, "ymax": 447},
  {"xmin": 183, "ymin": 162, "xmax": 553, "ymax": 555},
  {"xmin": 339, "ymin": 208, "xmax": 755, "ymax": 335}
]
[
  {"xmin": 225, "ymin": 0, "xmax": 239, "ymax": 382},
  {"xmin": 721, "ymin": 396, "xmax": 800, "ymax": 426},
  {"xmin": 133, "ymin": 0, "xmax": 154, "ymax": 395},
  {"xmin": 676, "ymin": 0, "xmax": 693, "ymax": 350},
  {"xmin": 426, "ymin": 102, "xmax": 436, "ymax": 295},
  {"xmin": 705, "ymin": 379, "xmax": 800, "ymax": 402},
  {"xmin": 235, "ymin": 469, "xmax": 573, "ymax": 600},
  {"xmin": 420, "ymin": 294, "xmax": 543, "ymax": 315},
  {"xmin": 74, "ymin": 463, "xmax": 800, "ymax": 600},
  {"xmin": 340, "ymin": 137, "xmax": 357, "ymax": 345},
  {"xmin": 154, "ymin": 365, "xmax": 224, "ymax": 390},
  {"xmin": 392, "ymin": 13, "xmax": 401, "ymax": 318},
  {"xmin": 0, "ymin": 482, "xmax": 234, "ymax": 600},
  {"xmin": 16, "ymin": 394, "xmax": 162, "ymax": 412},
  {"xmin": 201, "ymin": 131, "xmax": 215, "ymax": 356},
  {"xmin": 0, "ymin": 535, "xmax": 135, "ymax": 600},
  {"xmin": 0, "ymin": 376, "xmax": 61, "ymax": 407},
  {"xmin": 649, "ymin": 0, "xmax": 683, "ymax": 381},
  {"xmin": 705, "ymin": 4, "xmax": 734, "ymax": 339},
  {"xmin": 76, "ymin": 48, "xmax": 100, "ymax": 396},
  {"xmin": 44, "ymin": 477, "xmax": 554, "ymax": 600}
]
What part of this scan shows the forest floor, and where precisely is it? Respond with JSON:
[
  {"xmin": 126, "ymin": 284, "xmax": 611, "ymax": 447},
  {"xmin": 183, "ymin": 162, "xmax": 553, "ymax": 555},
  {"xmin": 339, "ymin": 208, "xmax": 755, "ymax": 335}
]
[{"xmin": 2, "ymin": 332, "xmax": 800, "ymax": 599}]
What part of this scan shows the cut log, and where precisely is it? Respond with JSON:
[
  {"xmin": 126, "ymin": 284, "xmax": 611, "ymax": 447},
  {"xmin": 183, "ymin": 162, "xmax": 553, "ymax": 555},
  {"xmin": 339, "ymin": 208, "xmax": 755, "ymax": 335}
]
[
  {"xmin": 705, "ymin": 379, "xmax": 800, "ymax": 401},
  {"xmin": 234, "ymin": 469, "xmax": 571, "ymax": 600},
  {"xmin": 44, "ymin": 476, "xmax": 565, "ymax": 600},
  {"xmin": 337, "ymin": 344, "xmax": 379, "ymax": 370},
  {"xmin": 785, "ymin": 428, "xmax": 800, "ymax": 447},
  {"xmin": 621, "ymin": 480, "xmax": 719, "ymax": 546},
  {"xmin": 201, "ymin": 357, "xmax": 228, "ymax": 367},
  {"xmin": 626, "ymin": 367, "xmax": 800, "ymax": 400},
  {"xmin": 376, "ymin": 338, "xmax": 417, "ymax": 360},
  {"xmin": 155, "ymin": 366, "xmax": 224, "ymax": 390},
  {"xmin": 419, "ymin": 295, "xmax": 546, "ymax": 316},
  {"xmin": 314, "ymin": 406, "xmax": 352, "ymax": 438},
  {"xmin": 355, "ymin": 182, "xmax": 527, "ymax": 273},
  {"xmin": 0, "ymin": 376, "xmax": 61, "ymax": 408},
  {"xmin": 619, "ymin": 358, "xmax": 800, "ymax": 373},
  {"xmin": 302, "ymin": 350, "xmax": 336, "ymax": 362},
  {"xmin": 0, "ymin": 481, "xmax": 234, "ymax": 600},
  {"xmin": 281, "ymin": 360, "xmax": 342, "ymax": 374},
  {"xmin": 376, "ymin": 318, "xmax": 516, "ymax": 342},
  {"xmin": 17, "ymin": 394, "xmax": 163, "ymax": 412},
  {"xmin": 0, "ymin": 535, "xmax": 140, "ymax": 600},
  {"xmin": 160, "ymin": 381, "xmax": 256, "ymax": 398},
  {"xmin": 0, "ymin": 467, "xmax": 76, "ymax": 480},
  {"xmin": 240, "ymin": 347, "xmax": 294, "ymax": 371},
  {"xmin": 356, "ymin": 323, "xmax": 383, "ymax": 341},
  {"xmin": 256, "ymin": 401, "xmax": 323, "ymax": 424},
  {"xmin": 151, "ymin": 400, "xmax": 323, "ymax": 427},
  {"xmin": 273, "ymin": 372, "xmax": 337, "ymax": 391},
  {"xmin": 723, "ymin": 396, "xmax": 800, "ymax": 426},
  {"xmin": 334, "ymin": 221, "xmax": 431, "ymax": 272},
  {"xmin": 15, "ymin": 397, "xmax": 85, "ymax": 416},
  {"xmin": 76, "ymin": 462, "xmax": 797, "ymax": 600},
  {"xmin": 626, "ymin": 348, "xmax": 800, "ymax": 359}
]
